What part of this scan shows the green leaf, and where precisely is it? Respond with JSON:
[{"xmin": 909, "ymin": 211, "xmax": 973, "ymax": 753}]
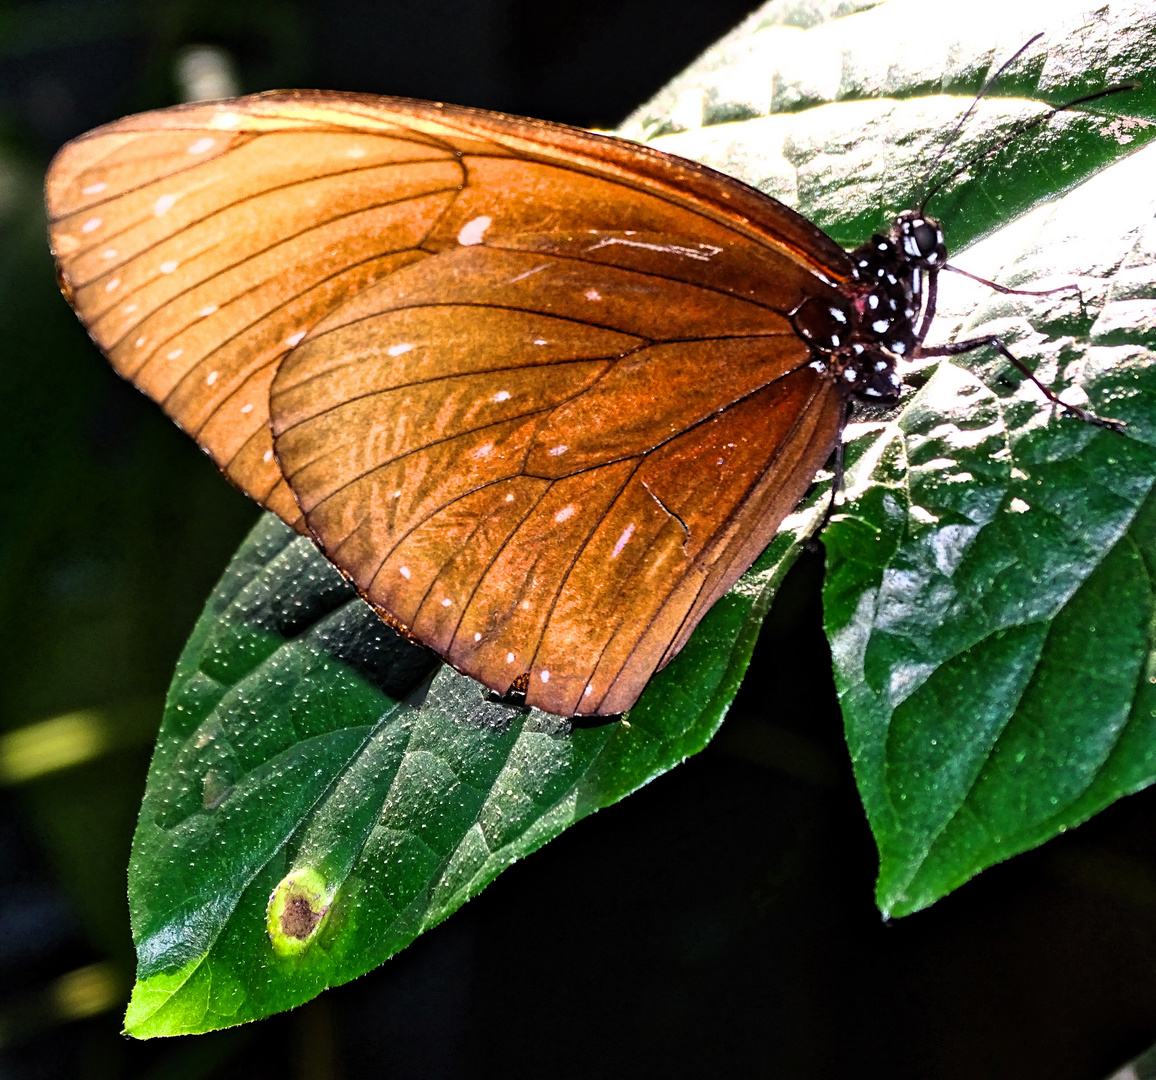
[
  {"xmin": 824, "ymin": 141, "xmax": 1156, "ymax": 916},
  {"xmin": 125, "ymin": 487, "xmax": 825, "ymax": 1036},
  {"xmin": 634, "ymin": 0, "xmax": 1156, "ymax": 916},
  {"xmin": 127, "ymin": 0, "xmax": 1156, "ymax": 1032}
]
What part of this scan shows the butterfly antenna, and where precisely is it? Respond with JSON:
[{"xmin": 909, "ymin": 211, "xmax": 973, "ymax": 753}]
[
  {"xmin": 918, "ymin": 80, "xmax": 1140, "ymax": 212},
  {"xmin": 913, "ymin": 33, "xmax": 1045, "ymax": 210}
]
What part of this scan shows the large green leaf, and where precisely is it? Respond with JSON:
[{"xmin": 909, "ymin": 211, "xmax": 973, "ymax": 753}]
[
  {"xmin": 824, "ymin": 128, "xmax": 1156, "ymax": 916},
  {"xmin": 126, "ymin": 0, "xmax": 1156, "ymax": 1033},
  {"xmin": 125, "ymin": 495, "xmax": 824, "ymax": 1036},
  {"xmin": 638, "ymin": 0, "xmax": 1156, "ymax": 915},
  {"xmin": 635, "ymin": 0, "xmax": 1156, "ymax": 916}
]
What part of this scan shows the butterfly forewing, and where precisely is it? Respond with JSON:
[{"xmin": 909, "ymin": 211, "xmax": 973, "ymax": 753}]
[{"xmin": 47, "ymin": 91, "xmax": 856, "ymax": 715}]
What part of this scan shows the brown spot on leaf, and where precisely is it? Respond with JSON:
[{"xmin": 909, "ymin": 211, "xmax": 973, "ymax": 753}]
[
  {"xmin": 267, "ymin": 869, "xmax": 332, "ymax": 955},
  {"xmin": 280, "ymin": 894, "xmax": 325, "ymax": 940}
]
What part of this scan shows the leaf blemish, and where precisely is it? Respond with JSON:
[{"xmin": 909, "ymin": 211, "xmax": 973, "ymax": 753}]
[
  {"xmin": 280, "ymin": 894, "xmax": 325, "ymax": 939},
  {"xmin": 266, "ymin": 868, "xmax": 331, "ymax": 956}
]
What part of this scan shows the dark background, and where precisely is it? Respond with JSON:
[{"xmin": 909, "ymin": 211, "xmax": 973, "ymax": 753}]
[{"xmin": 2, "ymin": 1, "xmax": 1156, "ymax": 1077}]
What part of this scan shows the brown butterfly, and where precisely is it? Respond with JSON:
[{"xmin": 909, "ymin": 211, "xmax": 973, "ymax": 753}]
[{"xmin": 44, "ymin": 89, "xmax": 1112, "ymax": 718}]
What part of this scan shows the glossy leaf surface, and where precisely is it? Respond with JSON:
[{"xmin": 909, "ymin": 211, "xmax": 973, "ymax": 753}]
[
  {"xmin": 824, "ymin": 138, "xmax": 1156, "ymax": 916},
  {"xmin": 126, "ymin": 490, "xmax": 821, "ymax": 1035}
]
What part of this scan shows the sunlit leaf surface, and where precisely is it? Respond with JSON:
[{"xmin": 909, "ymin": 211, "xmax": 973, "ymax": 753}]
[{"xmin": 824, "ymin": 139, "xmax": 1156, "ymax": 916}]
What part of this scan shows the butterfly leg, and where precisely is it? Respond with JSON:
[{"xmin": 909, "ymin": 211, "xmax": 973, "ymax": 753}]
[
  {"xmin": 918, "ymin": 335, "xmax": 1125, "ymax": 432},
  {"xmin": 942, "ymin": 263, "xmax": 1078, "ymax": 297},
  {"xmin": 914, "ymin": 266, "xmax": 939, "ymax": 344}
]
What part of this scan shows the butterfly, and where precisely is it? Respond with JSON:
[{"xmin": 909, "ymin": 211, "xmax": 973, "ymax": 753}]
[{"xmin": 44, "ymin": 82, "xmax": 1119, "ymax": 718}]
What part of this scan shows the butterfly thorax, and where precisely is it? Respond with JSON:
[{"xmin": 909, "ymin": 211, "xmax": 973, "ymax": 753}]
[{"xmin": 791, "ymin": 209, "xmax": 946, "ymax": 404}]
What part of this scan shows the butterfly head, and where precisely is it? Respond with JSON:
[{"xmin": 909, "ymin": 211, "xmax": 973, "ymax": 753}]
[{"xmin": 892, "ymin": 209, "xmax": 946, "ymax": 271}]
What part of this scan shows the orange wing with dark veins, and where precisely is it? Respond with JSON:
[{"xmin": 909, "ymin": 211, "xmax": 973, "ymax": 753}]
[
  {"xmin": 271, "ymin": 234, "xmax": 845, "ymax": 716},
  {"xmin": 46, "ymin": 91, "xmax": 852, "ymax": 715}
]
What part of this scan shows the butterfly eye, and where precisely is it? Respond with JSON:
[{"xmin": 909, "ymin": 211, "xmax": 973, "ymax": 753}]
[
  {"xmin": 897, "ymin": 212, "xmax": 945, "ymax": 266},
  {"xmin": 912, "ymin": 221, "xmax": 940, "ymax": 258},
  {"xmin": 913, "ymin": 222, "xmax": 936, "ymax": 251}
]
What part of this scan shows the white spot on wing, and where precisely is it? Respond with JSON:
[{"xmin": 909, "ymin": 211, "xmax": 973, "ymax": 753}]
[
  {"xmin": 555, "ymin": 505, "xmax": 575, "ymax": 523},
  {"xmin": 1009, "ymin": 497, "xmax": 1031, "ymax": 514},
  {"xmin": 240, "ymin": 403, "xmax": 253, "ymax": 414},
  {"xmin": 533, "ymin": 338, "xmax": 547, "ymax": 345},
  {"xmin": 612, "ymin": 523, "xmax": 635, "ymax": 558},
  {"xmin": 540, "ymin": 670, "xmax": 550, "ymax": 683},
  {"xmin": 474, "ymin": 632, "xmax": 482, "ymax": 642},
  {"xmin": 585, "ymin": 289, "xmax": 602, "ymax": 301},
  {"xmin": 548, "ymin": 445, "xmax": 568, "ymax": 456},
  {"xmin": 441, "ymin": 598, "xmax": 452, "ymax": 607},
  {"xmin": 199, "ymin": 304, "xmax": 218, "ymax": 317},
  {"xmin": 263, "ymin": 449, "xmax": 274, "ymax": 462},
  {"xmin": 507, "ymin": 652, "xmax": 515, "ymax": 663},
  {"xmin": 286, "ymin": 330, "xmax": 306, "ymax": 347},
  {"xmin": 472, "ymin": 442, "xmax": 494, "ymax": 459},
  {"xmin": 166, "ymin": 348, "xmax": 183, "ymax": 360},
  {"xmin": 493, "ymin": 390, "xmax": 511, "ymax": 402},
  {"xmin": 101, "ymin": 248, "xmax": 117, "ymax": 260},
  {"xmin": 104, "ymin": 277, "xmax": 120, "ymax": 292},
  {"xmin": 211, "ymin": 113, "xmax": 239, "ymax": 130},
  {"xmin": 505, "ymin": 493, "xmax": 515, "ymax": 502},
  {"xmin": 206, "ymin": 370, "xmax": 219, "ymax": 385},
  {"xmin": 346, "ymin": 146, "xmax": 366, "ymax": 158},
  {"xmin": 81, "ymin": 218, "xmax": 101, "ymax": 233},
  {"xmin": 387, "ymin": 343, "xmax": 414, "ymax": 356},
  {"xmin": 457, "ymin": 215, "xmax": 492, "ymax": 246},
  {"xmin": 153, "ymin": 193, "xmax": 177, "ymax": 215},
  {"xmin": 187, "ymin": 137, "xmax": 216, "ymax": 154},
  {"xmin": 399, "ymin": 566, "xmax": 411, "ymax": 579},
  {"xmin": 159, "ymin": 260, "xmax": 179, "ymax": 274},
  {"xmin": 82, "ymin": 182, "xmax": 107, "ymax": 195}
]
